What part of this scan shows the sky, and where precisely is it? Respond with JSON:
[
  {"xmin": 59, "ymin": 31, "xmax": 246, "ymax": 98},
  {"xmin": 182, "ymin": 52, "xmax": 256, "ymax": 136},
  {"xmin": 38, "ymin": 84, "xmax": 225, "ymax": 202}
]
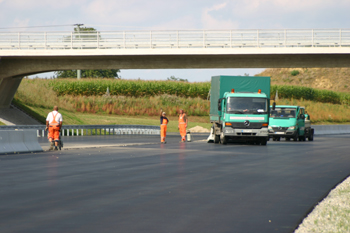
[{"xmin": 1, "ymin": 0, "xmax": 350, "ymax": 82}]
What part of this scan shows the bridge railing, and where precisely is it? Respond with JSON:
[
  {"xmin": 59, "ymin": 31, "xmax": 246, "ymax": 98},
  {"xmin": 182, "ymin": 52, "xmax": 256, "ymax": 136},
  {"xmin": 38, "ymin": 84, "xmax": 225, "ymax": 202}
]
[
  {"xmin": 0, "ymin": 125, "xmax": 161, "ymax": 137},
  {"xmin": 1, "ymin": 29, "xmax": 350, "ymax": 50}
]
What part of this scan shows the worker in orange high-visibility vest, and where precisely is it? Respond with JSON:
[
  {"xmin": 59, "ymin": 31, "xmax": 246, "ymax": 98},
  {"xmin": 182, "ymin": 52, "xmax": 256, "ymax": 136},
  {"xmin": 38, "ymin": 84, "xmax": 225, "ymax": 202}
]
[
  {"xmin": 46, "ymin": 106, "xmax": 63, "ymax": 150},
  {"xmin": 178, "ymin": 109, "xmax": 188, "ymax": 143},
  {"xmin": 160, "ymin": 109, "xmax": 169, "ymax": 144}
]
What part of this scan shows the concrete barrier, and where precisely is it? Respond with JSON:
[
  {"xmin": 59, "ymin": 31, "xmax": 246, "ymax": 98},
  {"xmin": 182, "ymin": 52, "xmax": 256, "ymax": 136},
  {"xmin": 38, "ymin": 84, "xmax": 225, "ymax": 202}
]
[
  {"xmin": 313, "ymin": 125, "xmax": 350, "ymax": 135},
  {"xmin": 0, "ymin": 130, "xmax": 43, "ymax": 154},
  {"xmin": 23, "ymin": 130, "xmax": 43, "ymax": 152},
  {"xmin": 0, "ymin": 131, "xmax": 15, "ymax": 153}
]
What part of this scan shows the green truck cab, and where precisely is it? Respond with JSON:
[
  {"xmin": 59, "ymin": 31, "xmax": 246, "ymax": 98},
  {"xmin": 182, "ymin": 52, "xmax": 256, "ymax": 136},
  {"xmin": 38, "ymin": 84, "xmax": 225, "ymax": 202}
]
[
  {"xmin": 208, "ymin": 76, "xmax": 270, "ymax": 145},
  {"xmin": 268, "ymin": 105, "xmax": 314, "ymax": 141}
]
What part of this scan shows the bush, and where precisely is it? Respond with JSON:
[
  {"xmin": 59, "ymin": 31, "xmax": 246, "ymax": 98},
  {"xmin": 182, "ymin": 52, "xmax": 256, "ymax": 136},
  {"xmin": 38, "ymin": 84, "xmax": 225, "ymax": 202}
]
[{"xmin": 291, "ymin": 70, "xmax": 300, "ymax": 76}]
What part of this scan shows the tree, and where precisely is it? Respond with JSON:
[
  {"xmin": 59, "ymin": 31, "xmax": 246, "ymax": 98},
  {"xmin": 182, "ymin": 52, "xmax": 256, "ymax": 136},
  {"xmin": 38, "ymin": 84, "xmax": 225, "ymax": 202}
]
[
  {"xmin": 55, "ymin": 69, "xmax": 120, "ymax": 78},
  {"xmin": 167, "ymin": 75, "xmax": 188, "ymax": 82},
  {"xmin": 57, "ymin": 26, "xmax": 120, "ymax": 78}
]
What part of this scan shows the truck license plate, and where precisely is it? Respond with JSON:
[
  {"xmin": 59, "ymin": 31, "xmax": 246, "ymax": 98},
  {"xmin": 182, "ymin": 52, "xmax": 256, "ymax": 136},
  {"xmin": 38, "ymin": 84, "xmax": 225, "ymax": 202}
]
[
  {"xmin": 275, "ymin": 132, "xmax": 284, "ymax": 134},
  {"xmin": 242, "ymin": 130, "xmax": 252, "ymax": 133}
]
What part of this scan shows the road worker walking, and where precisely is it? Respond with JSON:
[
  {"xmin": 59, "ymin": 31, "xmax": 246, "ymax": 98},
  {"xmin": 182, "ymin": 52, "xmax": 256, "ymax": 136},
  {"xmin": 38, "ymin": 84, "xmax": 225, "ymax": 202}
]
[
  {"xmin": 178, "ymin": 109, "xmax": 188, "ymax": 142},
  {"xmin": 160, "ymin": 109, "xmax": 169, "ymax": 144},
  {"xmin": 46, "ymin": 106, "xmax": 63, "ymax": 150}
]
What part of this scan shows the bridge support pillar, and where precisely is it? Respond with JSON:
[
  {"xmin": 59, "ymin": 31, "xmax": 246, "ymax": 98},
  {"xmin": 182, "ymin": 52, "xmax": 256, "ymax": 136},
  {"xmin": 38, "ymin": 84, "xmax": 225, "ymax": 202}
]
[{"xmin": 0, "ymin": 76, "xmax": 23, "ymax": 109}]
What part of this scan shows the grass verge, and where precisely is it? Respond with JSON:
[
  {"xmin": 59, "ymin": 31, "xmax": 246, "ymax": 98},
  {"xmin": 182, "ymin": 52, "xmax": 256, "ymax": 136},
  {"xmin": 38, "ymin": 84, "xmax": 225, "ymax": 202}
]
[{"xmin": 19, "ymin": 104, "xmax": 211, "ymax": 132}]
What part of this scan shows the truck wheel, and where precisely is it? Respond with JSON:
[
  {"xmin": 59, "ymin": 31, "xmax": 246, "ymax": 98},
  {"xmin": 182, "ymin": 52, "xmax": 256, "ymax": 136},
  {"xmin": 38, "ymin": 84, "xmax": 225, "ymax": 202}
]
[
  {"xmin": 308, "ymin": 132, "xmax": 314, "ymax": 141},
  {"xmin": 293, "ymin": 132, "xmax": 299, "ymax": 141},
  {"xmin": 214, "ymin": 134, "xmax": 220, "ymax": 144},
  {"xmin": 220, "ymin": 134, "xmax": 227, "ymax": 145}
]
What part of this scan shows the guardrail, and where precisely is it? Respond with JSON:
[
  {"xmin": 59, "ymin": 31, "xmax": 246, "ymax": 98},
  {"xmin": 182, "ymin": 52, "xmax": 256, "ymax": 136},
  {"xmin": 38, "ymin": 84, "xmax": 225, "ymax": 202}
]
[
  {"xmin": 1, "ymin": 29, "xmax": 350, "ymax": 50},
  {"xmin": 0, "ymin": 125, "xmax": 160, "ymax": 137}
]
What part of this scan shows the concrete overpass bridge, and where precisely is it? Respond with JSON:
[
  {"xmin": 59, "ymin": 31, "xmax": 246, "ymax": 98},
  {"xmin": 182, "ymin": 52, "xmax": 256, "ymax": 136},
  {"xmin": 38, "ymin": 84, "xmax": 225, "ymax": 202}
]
[{"xmin": 1, "ymin": 28, "xmax": 350, "ymax": 108}]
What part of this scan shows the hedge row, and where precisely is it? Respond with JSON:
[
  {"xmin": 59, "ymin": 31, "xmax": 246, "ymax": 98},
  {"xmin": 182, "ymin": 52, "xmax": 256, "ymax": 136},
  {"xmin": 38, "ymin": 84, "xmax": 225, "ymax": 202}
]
[{"xmin": 49, "ymin": 79, "xmax": 350, "ymax": 105}]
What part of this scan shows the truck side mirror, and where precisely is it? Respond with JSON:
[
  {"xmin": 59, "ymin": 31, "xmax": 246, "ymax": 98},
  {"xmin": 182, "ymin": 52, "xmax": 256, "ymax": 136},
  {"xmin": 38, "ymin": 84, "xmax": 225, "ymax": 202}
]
[
  {"xmin": 272, "ymin": 102, "xmax": 276, "ymax": 110},
  {"xmin": 218, "ymin": 99, "xmax": 222, "ymax": 111}
]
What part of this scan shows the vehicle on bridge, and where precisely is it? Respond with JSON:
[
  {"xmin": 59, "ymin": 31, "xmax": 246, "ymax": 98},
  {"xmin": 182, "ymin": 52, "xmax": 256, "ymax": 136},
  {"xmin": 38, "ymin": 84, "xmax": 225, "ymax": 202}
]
[
  {"xmin": 208, "ymin": 76, "xmax": 270, "ymax": 145},
  {"xmin": 268, "ymin": 105, "xmax": 314, "ymax": 141}
]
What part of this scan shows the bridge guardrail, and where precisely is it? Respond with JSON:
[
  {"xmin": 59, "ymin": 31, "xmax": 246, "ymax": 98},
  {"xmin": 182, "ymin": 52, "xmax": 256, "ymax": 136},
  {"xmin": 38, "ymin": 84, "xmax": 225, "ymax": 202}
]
[
  {"xmin": 0, "ymin": 125, "xmax": 161, "ymax": 137},
  {"xmin": 1, "ymin": 29, "xmax": 350, "ymax": 50}
]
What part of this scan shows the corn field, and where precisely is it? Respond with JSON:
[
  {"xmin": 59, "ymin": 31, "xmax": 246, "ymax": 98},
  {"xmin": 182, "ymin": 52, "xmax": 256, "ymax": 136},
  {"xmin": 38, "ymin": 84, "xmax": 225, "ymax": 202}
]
[
  {"xmin": 14, "ymin": 78, "xmax": 350, "ymax": 123},
  {"xmin": 49, "ymin": 79, "xmax": 211, "ymax": 99},
  {"xmin": 48, "ymin": 79, "xmax": 350, "ymax": 106}
]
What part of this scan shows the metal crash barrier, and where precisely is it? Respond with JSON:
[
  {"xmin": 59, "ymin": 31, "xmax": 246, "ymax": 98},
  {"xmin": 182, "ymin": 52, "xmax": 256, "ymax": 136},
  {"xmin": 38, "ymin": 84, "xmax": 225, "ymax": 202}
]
[{"xmin": 0, "ymin": 125, "xmax": 161, "ymax": 137}]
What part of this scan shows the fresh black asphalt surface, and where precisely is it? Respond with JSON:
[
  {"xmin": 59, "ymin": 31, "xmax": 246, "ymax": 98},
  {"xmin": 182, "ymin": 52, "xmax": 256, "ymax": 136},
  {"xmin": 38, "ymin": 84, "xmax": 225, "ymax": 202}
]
[{"xmin": 1, "ymin": 134, "xmax": 350, "ymax": 233}]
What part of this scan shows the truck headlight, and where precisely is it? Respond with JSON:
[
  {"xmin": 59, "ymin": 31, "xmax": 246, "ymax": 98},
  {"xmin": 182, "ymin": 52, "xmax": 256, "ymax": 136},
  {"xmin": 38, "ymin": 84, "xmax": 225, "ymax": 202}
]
[
  {"xmin": 288, "ymin": 126, "xmax": 296, "ymax": 130},
  {"xmin": 225, "ymin": 128, "xmax": 234, "ymax": 133}
]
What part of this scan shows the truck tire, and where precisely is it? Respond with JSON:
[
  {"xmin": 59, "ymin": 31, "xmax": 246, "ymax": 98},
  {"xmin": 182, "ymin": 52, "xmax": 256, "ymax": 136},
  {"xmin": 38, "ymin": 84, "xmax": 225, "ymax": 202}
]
[
  {"xmin": 220, "ymin": 133, "xmax": 227, "ymax": 145},
  {"xmin": 261, "ymin": 138, "xmax": 267, "ymax": 146},
  {"xmin": 293, "ymin": 132, "xmax": 299, "ymax": 141},
  {"xmin": 214, "ymin": 134, "xmax": 220, "ymax": 144},
  {"xmin": 308, "ymin": 130, "xmax": 314, "ymax": 141}
]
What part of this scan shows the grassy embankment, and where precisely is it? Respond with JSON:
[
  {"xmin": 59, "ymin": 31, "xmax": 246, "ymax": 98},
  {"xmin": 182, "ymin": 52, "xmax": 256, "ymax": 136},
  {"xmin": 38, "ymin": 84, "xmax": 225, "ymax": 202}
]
[
  {"xmin": 13, "ymin": 78, "xmax": 350, "ymax": 131},
  {"xmin": 14, "ymin": 79, "xmax": 211, "ymax": 132},
  {"xmin": 259, "ymin": 67, "xmax": 350, "ymax": 93}
]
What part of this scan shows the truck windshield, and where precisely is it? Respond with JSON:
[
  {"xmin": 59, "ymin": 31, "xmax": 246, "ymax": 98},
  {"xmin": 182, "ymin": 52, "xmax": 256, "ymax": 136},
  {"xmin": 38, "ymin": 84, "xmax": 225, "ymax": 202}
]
[
  {"xmin": 270, "ymin": 108, "xmax": 296, "ymax": 118},
  {"xmin": 226, "ymin": 97, "xmax": 268, "ymax": 114}
]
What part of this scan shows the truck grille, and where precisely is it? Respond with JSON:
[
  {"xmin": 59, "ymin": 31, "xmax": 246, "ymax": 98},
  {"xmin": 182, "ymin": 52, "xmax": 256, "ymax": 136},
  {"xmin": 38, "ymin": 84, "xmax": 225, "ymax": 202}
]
[
  {"xmin": 272, "ymin": 127, "xmax": 288, "ymax": 132},
  {"xmin": 229, "ymin": 122, "xmax": 265, "ymax": 129},
  {"xmin": 236, "ymin": 133, "xmax": 257, "ymax": 136},
  {"xmin": 272, "ymin": 127, "xmax": 289, "ymax": 130}
]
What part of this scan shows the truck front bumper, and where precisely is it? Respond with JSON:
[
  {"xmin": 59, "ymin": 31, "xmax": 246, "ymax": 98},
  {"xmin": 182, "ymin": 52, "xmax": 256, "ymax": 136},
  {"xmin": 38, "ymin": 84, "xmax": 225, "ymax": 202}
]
[
  {"xmin": 269, "ymin": 130, "xmax": 296, "ymax": 137},
  {"xmin": 224, "ymin": 128, "xmax": 269, "ymax": 138}
]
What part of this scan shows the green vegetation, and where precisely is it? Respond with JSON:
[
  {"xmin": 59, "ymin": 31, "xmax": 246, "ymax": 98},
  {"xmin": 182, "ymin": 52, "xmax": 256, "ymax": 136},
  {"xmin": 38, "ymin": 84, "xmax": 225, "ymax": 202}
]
[
  {"xmin": 12, "ymin": 99, "xmax": 47, "ymax": 124},
  {"xmin": 48, "ymin": 78, "xmax": 210, "ymax": 98},
  {"xmin": 0, "ymin": 121, "xmax": 5, "ymax": 126},
  {"xmin": 55, "ymin": 69, "xmax": 120, "ymax": 79},
  {"xmin": 55, "ymin": 26, "xmax": 120, "ymax": 79},
  {"xmin": 20, "ymin": 104, "xmax": 210, "ymax": 132},
  {"xmin": 47, "ymin": 78, "xmax": 350, "ymax": 106},
  {"xmin": 13, "ymin": 78, "xmax": 350, "ymax": 127},
  {"xmin": 271, "ymin": 85, "xmax": 350, "ymax": 105},
  {"xmin": 167, "ymin": 75, "xmax": 188, "ymax": 82},
  {"xmin": 290, "ymin": 70, "xmax": 300, "ymax": 76}
]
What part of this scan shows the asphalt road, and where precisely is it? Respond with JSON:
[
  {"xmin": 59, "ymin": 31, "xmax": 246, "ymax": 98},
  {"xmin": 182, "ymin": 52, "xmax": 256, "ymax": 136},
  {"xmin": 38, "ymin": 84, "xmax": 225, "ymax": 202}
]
[{"xmin": 1, "ymin": 134, "xmax": 350, "ymax": 233}]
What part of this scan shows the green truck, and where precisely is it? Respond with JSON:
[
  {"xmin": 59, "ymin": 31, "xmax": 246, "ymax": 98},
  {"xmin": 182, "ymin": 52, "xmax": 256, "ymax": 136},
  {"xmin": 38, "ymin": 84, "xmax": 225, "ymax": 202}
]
[
  {"xmin": 268, "ymin": 105, "xmax": 314, "ymax": 141},
  {"xmin": 208, "ymin": 76, "xmax": 270, "ymax": 145}
]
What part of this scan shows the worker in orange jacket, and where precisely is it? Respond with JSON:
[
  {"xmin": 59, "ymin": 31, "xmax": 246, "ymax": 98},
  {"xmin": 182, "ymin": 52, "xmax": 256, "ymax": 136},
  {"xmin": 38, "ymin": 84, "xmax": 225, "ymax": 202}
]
[
  {"xmin": 46, "ymin": 106, "xmax": 63, "ymax": 150},
  {"xmin": 160, "ymin": 109, "xmax": 169, "ymax": 144},
  {"xmin": 178, "ymin": 109, "xmax": 188, "ymax": 142}
]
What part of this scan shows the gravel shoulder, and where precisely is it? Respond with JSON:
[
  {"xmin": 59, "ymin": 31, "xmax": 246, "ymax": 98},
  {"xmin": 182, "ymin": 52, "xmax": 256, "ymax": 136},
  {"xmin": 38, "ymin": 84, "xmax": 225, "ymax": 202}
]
[{"xmin": 295, "ymin": 176, "xmax": 350, "ymax": 233}]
